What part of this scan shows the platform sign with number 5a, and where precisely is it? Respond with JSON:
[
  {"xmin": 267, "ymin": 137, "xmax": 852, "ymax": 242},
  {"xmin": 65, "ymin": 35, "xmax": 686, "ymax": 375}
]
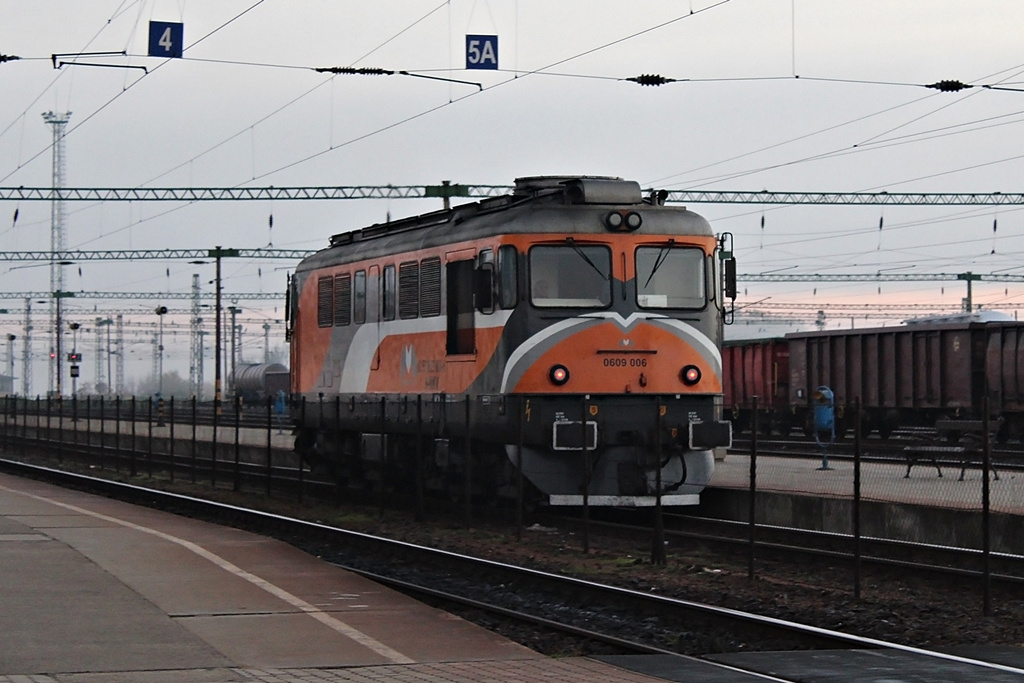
[
  {"xmin": 466, "ymin": 35, "xmax": 498, "ymax": 70},
  {"xmin": 149, "ymin": 21, "xmax": 184, "ymax": 58}
]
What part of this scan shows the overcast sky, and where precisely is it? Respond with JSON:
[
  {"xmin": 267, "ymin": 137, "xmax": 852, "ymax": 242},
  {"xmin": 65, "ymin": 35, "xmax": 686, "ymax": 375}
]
[{"xmin": 3, "ymin": 1, "xmax": 1024, "ymax": 388}]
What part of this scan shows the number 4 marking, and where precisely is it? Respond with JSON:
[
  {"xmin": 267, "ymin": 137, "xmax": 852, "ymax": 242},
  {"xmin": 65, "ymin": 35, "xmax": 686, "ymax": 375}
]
[{"xmin": 159, "ymin": 27, "xmax": 174, "ymax": 53}]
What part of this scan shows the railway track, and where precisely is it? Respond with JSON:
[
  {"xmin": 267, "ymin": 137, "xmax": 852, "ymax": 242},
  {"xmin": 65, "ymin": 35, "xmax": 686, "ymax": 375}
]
[
  {"xmin": 3, "ymin": 457, "xmax": 1023, "ymax": 681},
  {"xmin": 5, "ymin": 423, "xmax": 1024, "ymax": 590}
]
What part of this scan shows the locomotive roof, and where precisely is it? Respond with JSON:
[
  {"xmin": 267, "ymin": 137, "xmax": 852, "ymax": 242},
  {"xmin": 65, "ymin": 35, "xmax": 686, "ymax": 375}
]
[{"xmin": 295, "ymin": 176, "xmax": 713, "ymax": 272}]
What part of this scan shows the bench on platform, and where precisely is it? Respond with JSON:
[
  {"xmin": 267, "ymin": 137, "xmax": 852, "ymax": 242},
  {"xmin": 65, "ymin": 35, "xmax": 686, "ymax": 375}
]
[{"xmin": 903, "ymin": 418, "xmax": 1002, "ymax": 481}]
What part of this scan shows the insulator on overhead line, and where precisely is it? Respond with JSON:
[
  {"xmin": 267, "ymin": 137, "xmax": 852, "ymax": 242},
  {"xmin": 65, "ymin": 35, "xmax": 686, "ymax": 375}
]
[
  {"xmin": 926, "ymin": 79, "xmax": 971, "ymax": 92},
  {"xmin": 627, "ymin": 73, "xmax": 676, "ymax": 86},
  {"xmin": 314, "ymin": 66, "xmax": 393, "ymax": 75},
  {"xmin": 0, "ymin": 54, "xmax": 20, "ymax": 63}
]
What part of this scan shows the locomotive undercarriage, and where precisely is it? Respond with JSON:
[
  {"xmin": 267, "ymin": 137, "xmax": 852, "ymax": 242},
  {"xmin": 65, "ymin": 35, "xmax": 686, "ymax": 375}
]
[{"xmin": 292, "ymin": 393, "xmax": 728, "ymax": 507}]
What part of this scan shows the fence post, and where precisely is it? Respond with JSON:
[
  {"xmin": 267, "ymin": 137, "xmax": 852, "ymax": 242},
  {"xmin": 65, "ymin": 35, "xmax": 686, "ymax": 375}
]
[
  {"xmin": 114, "ymin": 396, "xmax": 121, "ymax": 472},
  {"xmin": 516, "ymin": 395, "xmax": 525, "ymax": 542},
  {"xmin": 982, "ymin": 396, "xmax": 992, "ymax": 617},
  {"xmin": 580, "ymin": 394, "xmax": 589, "ymax": 554},
  {"xmin": 334, "ymin": 396, "xmax": 342, "ymax": 507},
  {"xmin": 853, "ymin": 397, "xmax": 862, "ymax": 601},
  {"xmin": 130, "ymin": 397, "xmax": 138, "ymax": 478},
  {"xmin": 266, "ymin": 395, "xmax": 274, "ymax": 497},
  {"xmin": 56, "ymin": 396, "xmax": 64, "ymax": 463},
  {"xmin": 99, "ymin": 396, "xmax": 106, "ymax": 470},
  {"xmin": 464, "ymin": 395, "xmax": 473, "ymax": 527},
  {"xmin": 298, "ymin": 397, "xmax": 306, "ymax": 504},
  {"xmin": 45, "ymin": 394, "xmax": 51, "ymax": 457},
  {"xmin": 652, "ymin": 397, "xmax": 666, "ymax": 566},
  {"xmin": 233, "ymin": 396, "xmax": 241, "ymax": 492},
  {"xmin": 415, "ymin": 395, "xmax": 424, "ymax": 522},
  {"xmin": 191, "ymin": 396, "xmax": 197, "ymax": 484},
  {"xmin": 84, "ymin": 396, "xmax": 91, "ymax": 463},
  {"xmin": 379, "ymin": 396, "xmax": 387, "ymax": 518},
  {"xmin": 211, "ymin": 393, "xmax": 219, "ymax": 488},
  {"xmin": 748, "ymin": 395, "xmax": 759, "ymax": 581},
  {"xmin": 147, "ymin": 396, "xmax": 153, "ymax": 478},
  {"xmin": 168, "ymin": 397, "xmax": 175, "ymax": 483}
]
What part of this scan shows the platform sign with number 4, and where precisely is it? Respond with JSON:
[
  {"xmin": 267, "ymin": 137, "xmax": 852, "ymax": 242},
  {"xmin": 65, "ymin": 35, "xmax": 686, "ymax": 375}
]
[
  {"xmin": 465, "ymin": 35, "xmax": 498, "ymax": 70},
  {"xmin": 149, "ymin": 21, "xmax": 184, "ymax": 58}
]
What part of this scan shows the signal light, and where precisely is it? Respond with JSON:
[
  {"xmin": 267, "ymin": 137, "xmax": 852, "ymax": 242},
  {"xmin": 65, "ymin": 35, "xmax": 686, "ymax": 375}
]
[
  {"xmin": 549, "ymin": 364, "xmax": 570, "ymax": 386},
  {"xmin": 681, "ymin": 365, "xmax": 701, "ymax": 386}
]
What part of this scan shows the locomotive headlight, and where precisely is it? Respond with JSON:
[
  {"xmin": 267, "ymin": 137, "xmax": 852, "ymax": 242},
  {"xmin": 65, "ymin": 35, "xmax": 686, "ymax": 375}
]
[
  {"xmin": 604, "ymin": 211, "xmax": 624, "ymax": 231},
  {"xmin": 681, "ymin": 365, "xmax": 701, "ymax": 386},
  {"xmin": 625, "ymin": 211, "xmax": 643, "ymax": 231},
  {"xmin": 549, "ymin": 364, "xmax": 570, "ymax": 385}
]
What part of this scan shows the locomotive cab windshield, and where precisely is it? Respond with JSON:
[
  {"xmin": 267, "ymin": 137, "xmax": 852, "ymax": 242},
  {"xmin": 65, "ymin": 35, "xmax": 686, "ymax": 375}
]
[
  {"xmin": 636, "ymin": 244, "xmax": 706, "ymax": 309},
  {"xmin": 530, "ymin": 243, "xmax": 612, "ymax": 308}
]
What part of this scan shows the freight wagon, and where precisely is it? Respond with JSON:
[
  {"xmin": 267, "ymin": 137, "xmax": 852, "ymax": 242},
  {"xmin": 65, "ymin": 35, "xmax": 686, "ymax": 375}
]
[{"xmin": 724, "ymin": 315, "xmax": 1024, "ymax": 440}]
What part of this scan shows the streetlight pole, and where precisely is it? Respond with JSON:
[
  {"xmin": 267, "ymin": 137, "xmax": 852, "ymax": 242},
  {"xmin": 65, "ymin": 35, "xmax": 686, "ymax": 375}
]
[{"xmin": 190, "ymin": 247, "xmax": 239, "ymax": 414}]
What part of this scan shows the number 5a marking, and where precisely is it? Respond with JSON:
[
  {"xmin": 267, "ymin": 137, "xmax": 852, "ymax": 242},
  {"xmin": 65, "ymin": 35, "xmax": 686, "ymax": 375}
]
[{"xmin": 465, "ymin": 35, "xmax": 498, "ymax": 70}]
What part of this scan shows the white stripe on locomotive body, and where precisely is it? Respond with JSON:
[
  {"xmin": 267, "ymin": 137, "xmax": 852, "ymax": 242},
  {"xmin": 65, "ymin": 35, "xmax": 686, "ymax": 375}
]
[
  {"xmin": 500, "ymin": 311, "xmax": 722, "ymax": 393},
  {"xmin": 334, "ymin": 310, "xmax": 514, "ymax": 393},
  {"xmin": 500, "ymin": 317, "xmax": 595, "ymax": 392}
]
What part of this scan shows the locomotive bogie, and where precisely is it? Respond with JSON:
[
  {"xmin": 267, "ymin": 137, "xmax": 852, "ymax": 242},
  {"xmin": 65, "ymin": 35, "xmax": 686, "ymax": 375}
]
[{"xmin": 288, "ymin": 176, "xmax": 735, "ymax": 506}]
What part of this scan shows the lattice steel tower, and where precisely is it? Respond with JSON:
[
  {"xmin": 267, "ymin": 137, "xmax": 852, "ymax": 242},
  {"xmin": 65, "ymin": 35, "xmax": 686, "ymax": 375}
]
[
  {"xmin": 42, "ymin": 111, "xmax": 71, "ymax": 395},
  {"xmin": 190, "ymin": 274, "xmax": 204, "ymax": 399}
]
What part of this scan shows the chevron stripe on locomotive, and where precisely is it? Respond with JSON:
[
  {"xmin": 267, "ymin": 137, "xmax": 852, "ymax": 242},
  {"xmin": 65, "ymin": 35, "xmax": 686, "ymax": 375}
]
[{"xmin": 288, "ymin": 176, "xmax": 736, "ymax": 507}]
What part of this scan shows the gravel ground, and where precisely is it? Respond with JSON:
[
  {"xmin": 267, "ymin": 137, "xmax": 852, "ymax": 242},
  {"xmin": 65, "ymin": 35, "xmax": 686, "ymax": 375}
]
[{"xmin": 202, "ymin": 488, "xmax": 1024, "ymax": 652}]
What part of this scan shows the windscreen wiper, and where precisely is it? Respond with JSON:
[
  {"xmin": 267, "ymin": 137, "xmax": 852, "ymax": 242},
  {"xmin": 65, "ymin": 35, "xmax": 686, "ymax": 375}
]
[
  {"xmin": 565, "ymin": 237, "xmax": 608, "ymax": 280},
  {"xmin": 643, "ymin": 238, "xmax": 675, "ymax": 288}
]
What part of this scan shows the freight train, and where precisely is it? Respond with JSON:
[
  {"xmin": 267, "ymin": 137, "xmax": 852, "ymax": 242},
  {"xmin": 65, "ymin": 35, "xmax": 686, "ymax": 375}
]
[
  {"xmin": 723, "ymin": 312, "xmax": 1024, "ymax": 440},
  {"xmin": 287, "ymin": 176, "xmax": 736, "ymax": 506}
]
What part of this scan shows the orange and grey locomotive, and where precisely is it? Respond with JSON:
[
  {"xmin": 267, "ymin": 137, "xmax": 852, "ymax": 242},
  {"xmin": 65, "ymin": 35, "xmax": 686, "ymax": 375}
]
[{"xmin": 288, "ymin": 176, "xmax": 735, "ymax": 506}]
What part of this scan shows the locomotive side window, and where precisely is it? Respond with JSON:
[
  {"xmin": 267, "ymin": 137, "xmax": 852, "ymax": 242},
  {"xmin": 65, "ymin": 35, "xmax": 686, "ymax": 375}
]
[
  {"xmin": 399, "ymin": 261, "xmax": 419, "ymax": 319},
  {"xmin": 498, "ymin": 244, "xmax": 518, "ymax": 309},
  {"xmin": 317, "ymin": 276, "xmax": 333, "ymax": 328},
  {"xmin": 333, "ymin": 273, "xmax": 351, "ymax": 326},
  {"xmin": 529, "ymin": 244, "xmax": 611, "ymax": 308},
  {"xmin": 635, "ymin": 246, "xmax": 705, "ymax": 309},
  {"xmin": 420, "ymin": 256, "xmax": 442, "ymax": 317},
  {"xmin": 476, "ymin": 248, "xmax": 495, "ymax": 314},
  {"xmin": 382, "ymin": 264, "xmax": 396, "ymax": 321},
  {"xmin": 353, "ymin": 270, "xmax": 367, "ymax": 324}
]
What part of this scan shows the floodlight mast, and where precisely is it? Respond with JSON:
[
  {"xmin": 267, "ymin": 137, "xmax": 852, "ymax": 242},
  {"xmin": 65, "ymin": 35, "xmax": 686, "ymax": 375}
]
[{"xmin": 42, "ymin": 110, "xmax": 71, "ymax": 396}]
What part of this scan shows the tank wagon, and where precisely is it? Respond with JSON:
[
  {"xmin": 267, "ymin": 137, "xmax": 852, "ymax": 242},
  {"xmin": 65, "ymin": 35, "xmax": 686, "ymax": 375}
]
[
  {"xmin": 233, "ymin": 363, "xmax": 289, "ymax": 405},
  {"xmin": 287, "ymin": 176, "xmax": 736, "ymax": 506},
  {"xmin": 724, "ymin": 315, "xmax": 1024, "ymax": 440}
]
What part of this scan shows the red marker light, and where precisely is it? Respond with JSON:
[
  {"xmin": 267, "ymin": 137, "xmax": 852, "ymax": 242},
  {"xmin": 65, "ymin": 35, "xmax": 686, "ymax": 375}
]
[
  {"xmin": 681, "ymin": 365, "xmax": 701, "ymax": 385},
  {"xmin": 549, "ymin": 365, "xmax": 570, "ymax": 385}
]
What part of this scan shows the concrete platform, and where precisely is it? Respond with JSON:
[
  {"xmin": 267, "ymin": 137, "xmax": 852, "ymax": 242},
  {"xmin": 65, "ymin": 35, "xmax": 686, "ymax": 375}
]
[{"xmin": 0, "ymin": 472, "xmax": 664, "ymax": 682}]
